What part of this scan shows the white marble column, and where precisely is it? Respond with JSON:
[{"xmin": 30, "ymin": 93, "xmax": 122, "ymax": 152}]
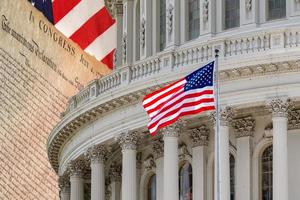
[
  {"xmin": 189, "ymin": 125, "xmax": 209, "ymax": 200},
  {"xmin": 59, "ymin": 175, "xmax": 70, "ymax": 200},
  {"xmin": 152, "ymin": 139, "xmax": 164, "ymax": 200},
  {"xmin": 114, "ymin": 3, "xmax": 123, "ymax": 69},
  {"xmin": 109, "ymin": 163, "xmax": 122, "ymax": 200},
  {"xmin": 232, "ymin": 116, "xmax": 255, "ymax": 200},
  {"xmin": 86, "ymin": 145, "xmax": 108, "ymax": 200},
  {"xmin": 118, "ymin": 131, "xmax": 138, "ymax": 200},
  {"xmin": 162, "ymin": 122, "xmax": 181, "ymax": 200},
  {"xmin": 69, "ymin": 159, "xmax": 86, "ymax": 200},
  {"xmin": 211, "ymin": 107, "xmax": 233, "ymax": 200},
  {"xmin": 268, "ymin": 98, "xmax": 292, "ymax": 200}
]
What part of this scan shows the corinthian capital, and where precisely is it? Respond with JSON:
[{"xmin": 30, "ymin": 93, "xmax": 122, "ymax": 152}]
[
  {"xmin": 267, "ymin": 98, "xmax": 293, "ymax": 117},
  {"xmin": 117, "ymin": 131, "xmax": 139, "ymax": 150},
  {"xmin": 210, "ymin": 107, "xmax": 234, "ymax": 126},
  {"xmin": 232, "ymin": 116, "xmax": 255, "ymax": 138},
  {"xmin": 189, "ymin": 125, "xmax": 210, "ymax": 147},
  {"xmin": 85, "ymin": 144, "xmax": 108, "ymax": 163},
  {"xmin": 161, "ymin": 121, "xmax": 183, "ymax": 138},
  {"xmin": 58, "ymin": 174, "xmax": 70, "ymax": 191},
  {"xmin": 68, "ymin": 158, "xmax": 87, "ymax": 177}
]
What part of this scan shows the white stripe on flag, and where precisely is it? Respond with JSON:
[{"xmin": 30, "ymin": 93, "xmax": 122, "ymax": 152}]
[
  {"xmin": 85, "ymin": 24, "xmax": 117, "ymax": 61},
  {"xmin": 55, "ymin": 0, "xmax": 105, "ymax": 37}
]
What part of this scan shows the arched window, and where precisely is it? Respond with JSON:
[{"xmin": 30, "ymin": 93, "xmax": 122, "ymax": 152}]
[
  {"xmin": 188, "ymin": 0, "xmax": 200, "ymax": 40},
  {"xmin": 147, "ymin": 175, "xmax": 157, "ymax": 200},
  {"xmin": 230, "ymin": 154, "xmax": 235, "ymax": 200},
  {"xmin": 224, "ymin": 0, "xmax": 240, "ymax": 30},
  {"xmin": 267, "ymin": 0, "xmax": 286, "ymax": 21},
  {"xmin": 160, "ymin": 0, "xmax": 166, "ymax": 51},
  {"xmin": 261, "ymin": 146, "xmax": 273, "ymax": 200},
  {"xmin": 179, "ymin": 162, "xmax": 193, "ymax": 200}
]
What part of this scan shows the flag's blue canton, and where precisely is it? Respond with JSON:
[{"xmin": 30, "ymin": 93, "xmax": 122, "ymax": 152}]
[
  {"xmin": 184, "ymin": 61, "xmax": 214, "ymax": 92},
  {"xmin": 32, "ymin": 0, "xmax": 54, "ymax": 24}
]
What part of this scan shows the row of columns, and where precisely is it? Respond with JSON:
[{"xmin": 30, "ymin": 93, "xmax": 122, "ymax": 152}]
[{"xmin": 59, "ymin": 98, "xmax": 291, "ymax": 200}]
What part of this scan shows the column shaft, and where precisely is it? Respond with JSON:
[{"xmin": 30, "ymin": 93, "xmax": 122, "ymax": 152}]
[
  {"xmin": 192, "ymin": 145, "xmax": 207, "ymax": 200},
  {"xmin": 273, "ymin": 116, "xmax": 288, "ymax": 200},
  {"xmin": 111, "ymin": 181, "xmax": 121, "ymax": 200},
  {"xmin": 236, "ymin": 136, "xmax": 252, "ymax": 200},
  {"xmin": 163, "ymin": 136, "xmax": 179, "ymax": 200},
  {"xmin": 91, "ymin": 161, "xmax": 105, "ymax": 200},
  {"xmin": 215, "ymin": 125, "xmax": 230, "ymax": 200},
  {"xmin": 70, "ymin": 175, "xmax": 84, "ymax": 200},
  {"xmin": 155, "ymin": 157, "xmax": 164, "ymax": 200},
  {"xmin": 60, "ymin": 188, "xmax": 70, "ymax": 200},
  {"xmin": 122, "ymin": 149, "xmax": 137, "ymax": 200}
]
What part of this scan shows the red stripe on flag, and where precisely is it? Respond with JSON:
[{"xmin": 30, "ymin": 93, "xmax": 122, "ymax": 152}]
[
  {"xmin": 70, "ymin": 7, "xmax": 116, "ymax": 50},
  {"xmin": 52, "ymin": 0, "xmax": 81, "ymax": 24},
  {"xmin": 150, "ymin": 106, "xmax": 215, "ymax": 136},
  {"xmin": 101, "ymin": 49, "xmax": 115, "ymax": 70}
]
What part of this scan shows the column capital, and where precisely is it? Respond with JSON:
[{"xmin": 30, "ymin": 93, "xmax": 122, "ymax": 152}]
[
  {"xmin": 210, "ymin": 107, "xmax": 234, "ymax": 126},
  {"xmin": 232, "ymin": 116, "xmax": 255, "ymax": 138},
  {"xmin": 152, "ymin": 139, "xmax": 164, "ymax": 159},
  {"xmin": 109, "ymin": 162, "xmax": 122, "ymax": 182},
  {"xmin": 267, "ymin": 98, "xmax": 293, "ymax": 117},
  {"xmin": 58, "ymin": 174, "xmax": 70, "ymax": 191},
  {"xmin": 85, "ymin": 144, "xmax": 108, "ymax": 163},
  {"xmin": 161, "ymin": 121, "xmax": 183, "ymax": 138},
  {"xmin": 68, "ymin": 158, "xmax": 87, "ymax": 177},
  {"xmin": 189, "ymin": 125, "xmax": 210, "ymax": 147},
  {"xmin": 117, "ymin": 131, "xmax": 139, "ymax": 150}
]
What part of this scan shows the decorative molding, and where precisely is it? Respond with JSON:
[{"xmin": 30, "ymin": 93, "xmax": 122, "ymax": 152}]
[
  {"xmin": 58, "ymin": 174, "xmax": 70, "ymax": 191},
  {"xmin": 152, "ymin": 139, "xmax": 164, "ymax": 159},
  {"xmin": 144, "ymin": 155, "xmax": 156, "ymax": 171},
  {"xmin": 166, "ymin": 3, "xmax": 174, "ymax": 34},
  {"xmin": 246, "ymin": 0, "xmax": 252, "ymax": 12},
  {"xmin": 122, "ymin": 34, "xmax": 127, "ymax": 63},
  {"xmin": 232, "ymin": 116, "xmax": 255, "ymax": 138},
  {"xmin": 140, "ymin": 18, "xmax": 146, "ymax": 48},
  {"xmin": 189, "ymin": 125, "xmax": 209, "ymax": 147},
  {"xmin": 267, "ymin": 98, "xmax": 293, "ymax": 117},
  {"xmin": 109, "ymin": 162, "xmax": 122, "ymax": 182},
  {"xmin": 104, "ymin": 0, "xmax": 123, "ymax": 18},
  {"xmin": 68, "ymin": 158, "xmax": 87, "ymax": 177},
  {"xmin": 178, "ymin": 144, "xmax": 191, "ymax": 161},
  {"xmin": 116, "ymin": 131, "xmax": 139, "ymax": 150},
  {"xmin": 85, "ymin": 144, "xmax": 108, "ymax": 163},
  {"xmin": 203, "ymin": 0, "xmax": 209, "ymax": 23},
  {"xmin": 288, "ymin": 109, "xmax": 300, "ymax": 129}
]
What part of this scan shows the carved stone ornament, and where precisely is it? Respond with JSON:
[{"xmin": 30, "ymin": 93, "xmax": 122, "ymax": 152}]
[
  {"xmin": 288, "ymin": 109, "xmax": 300, "ymax": 130},
  {"xmin": 161, "ymin": 121, "xmax": 183, "ymax": 137},
  {"xmin": 166, "ymin": 3, "xmax": 174, "ymax": 34},
  {"xmin": 232, "ymin": 116, "xmax": 255, "ymax": 138},
  {"xmin": 58, "ymin": 174, "xmax": 70, "ymax": 191},
  {"xmin": 122, "ymin": 34, "xmax": 127, "ymax": 63},
  {"xmin": 189, "ymin": 125, "xmax": 209, "ymax": 147},
  {"xmin": 109, "ymin": 162, "xmax": 122, "ymax": 182},
  {"xmin": 267, "ymin": 98, "xmax": 293, "ymax": 117},
  {"xmin": 144, "ymin": 156, "xmax": 156, "ymax": 171},
  {"xmin": 85, "ymin": 144, "xmax": 108, "ymax": 163},
  {"xmin": 104, "ymin": 0, "xmax": 123, "ymax": 18},
  {"xmin": 116, "ymin": 131, "xmax": 139, "ymax": 150},
  {"xmin": 246, "ymin": 0, "xmax": 252, "ymax": 12},
  {"xmin": 210, "ymin": 107, "xmax": 234, "ymax": 126},
  {"xmin": 113, "ymin": 49, "xmax": 117, "ymax": 68},
  {"xmin": 68, "ymin": 158, "xmax": 87, "ymax": 177},
  {"xmin": 152, "ymin": 139, "xmax": 164, "ymax": 159},
  {"xmin": 105, "ymin": 183, "xmax": 112, "ymax": 200},
  {"xmin": 203, "ymin": 0, "xmax": 209, "ymax": 23},
  {"xmin": 178, "ymin": 144, "xmax": 191, "ymax": 160},
  {"xmin": 140, "ymin": 18, "xmax": 146, "ymax": 48},
  {"xmin": 264, "ymin": 122, "xmax": 273, "ymax": 138}
]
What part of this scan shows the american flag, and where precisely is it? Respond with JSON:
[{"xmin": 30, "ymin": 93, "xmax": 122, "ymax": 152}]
[
  {"xmin": 32, "ymin": 0, "xmax": 116, "ymax": 69},
  {"xmin": 143, "ymin": 62, "xmax": 215, "ymax": 136}
]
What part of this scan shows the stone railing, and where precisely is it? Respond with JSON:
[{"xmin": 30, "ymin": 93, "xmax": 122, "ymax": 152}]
[{"xmin": 63, "ymin": 27, "xmax": 300, "ymax": 116}]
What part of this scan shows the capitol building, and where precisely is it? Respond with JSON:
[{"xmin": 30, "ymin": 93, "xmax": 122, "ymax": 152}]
[{"xmin": 47, "ymin": 0, "xmax": 300, "ymax": 200}]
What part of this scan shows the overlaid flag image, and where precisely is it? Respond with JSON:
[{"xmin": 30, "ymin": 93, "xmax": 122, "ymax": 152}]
[{"xmin": 32, "ymin": 0, "xmax": 116, "ymax": 69}]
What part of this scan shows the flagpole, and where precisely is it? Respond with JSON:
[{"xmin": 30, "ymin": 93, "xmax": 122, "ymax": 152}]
[{"xmin": 214, "ymin": 49, "xmax": 221, "ymax": 200}]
